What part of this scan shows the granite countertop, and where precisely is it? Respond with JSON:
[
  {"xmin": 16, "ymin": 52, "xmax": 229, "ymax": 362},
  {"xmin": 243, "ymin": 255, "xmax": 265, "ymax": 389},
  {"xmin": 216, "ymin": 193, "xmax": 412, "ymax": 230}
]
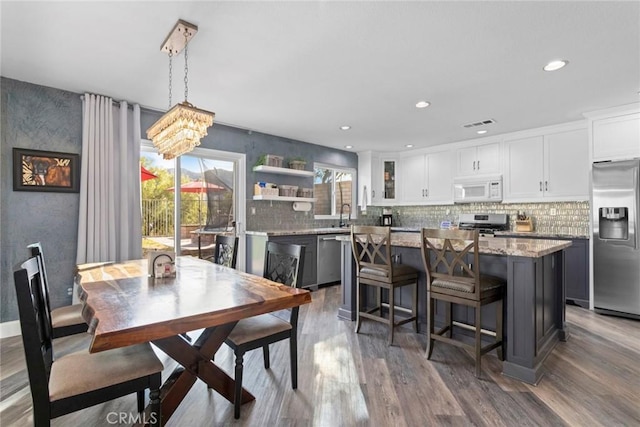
[
  {"xmin": 391, "ymin": 227, "xmax": 589, "ymax": 240},
  {"xmin": 246, "ymin": 228, "xmax": 351, "ymax": 237},
  {"xmin": 336, "ymin": 232, "xmax": 571, "ymax": 258},
  {"xmin": 493, "ymin": 231, "xmax": 590, "ymax": 239}
]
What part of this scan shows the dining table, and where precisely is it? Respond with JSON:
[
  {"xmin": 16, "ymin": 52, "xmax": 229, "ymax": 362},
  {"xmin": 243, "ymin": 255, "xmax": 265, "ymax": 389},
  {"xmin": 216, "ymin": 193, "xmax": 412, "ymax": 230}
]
[{"xmin": 77, "ymin": 256, "xmax": 312, "ymax": 425}]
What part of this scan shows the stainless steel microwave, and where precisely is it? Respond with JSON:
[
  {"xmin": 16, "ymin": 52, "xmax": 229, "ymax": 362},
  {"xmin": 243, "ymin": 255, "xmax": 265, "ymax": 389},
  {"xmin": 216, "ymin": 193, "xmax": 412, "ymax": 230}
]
[{"xmin": 453, "ymin": 175, "xmax": 503, "ymax": 203}]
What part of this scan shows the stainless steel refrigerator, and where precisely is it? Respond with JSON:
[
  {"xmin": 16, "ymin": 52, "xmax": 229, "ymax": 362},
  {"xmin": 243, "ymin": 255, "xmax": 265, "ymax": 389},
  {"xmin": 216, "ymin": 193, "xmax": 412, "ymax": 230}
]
[{"xmin": 592, "ymin": 159, "xmax": 640, "ymax": 319}]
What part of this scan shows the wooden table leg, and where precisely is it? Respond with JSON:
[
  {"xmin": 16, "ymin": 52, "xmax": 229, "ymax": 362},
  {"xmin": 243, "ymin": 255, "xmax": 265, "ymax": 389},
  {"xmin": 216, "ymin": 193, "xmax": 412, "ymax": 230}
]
[{"xmin": 151, "ymin": 322, "xmax": 255, "ymax": 423}]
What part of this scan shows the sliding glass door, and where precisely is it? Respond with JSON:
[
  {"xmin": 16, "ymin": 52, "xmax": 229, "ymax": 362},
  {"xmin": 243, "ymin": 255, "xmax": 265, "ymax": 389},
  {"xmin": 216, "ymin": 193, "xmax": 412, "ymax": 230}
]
[{"xmin": 141, "ymin": 144, "xmax": 246, "ymax": 269}]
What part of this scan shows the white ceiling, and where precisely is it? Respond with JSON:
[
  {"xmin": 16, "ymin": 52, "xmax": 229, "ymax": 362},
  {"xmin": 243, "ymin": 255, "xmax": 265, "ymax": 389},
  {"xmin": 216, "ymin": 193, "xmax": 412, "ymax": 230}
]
[{"xmin": 2, "ymin": 1, "xmax": 639, "ymax": 153}]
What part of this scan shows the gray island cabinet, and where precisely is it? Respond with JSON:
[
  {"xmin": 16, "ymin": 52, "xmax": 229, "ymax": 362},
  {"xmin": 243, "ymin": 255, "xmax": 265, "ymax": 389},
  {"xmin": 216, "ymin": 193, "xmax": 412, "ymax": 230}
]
[
  {"xmin": 337, "ymin": 232, "xmax": 572, "ymax": 385},
  {"xmin": 495, "ymin": 232, "xmax": 589, "ymax": 308}
]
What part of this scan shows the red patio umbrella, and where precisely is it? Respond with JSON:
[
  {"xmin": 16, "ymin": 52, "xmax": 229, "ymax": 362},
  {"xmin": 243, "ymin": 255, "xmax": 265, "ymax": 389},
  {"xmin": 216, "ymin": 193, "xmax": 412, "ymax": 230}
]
[{"xmin": 141, "ymin": 165, "xmax": 157, "ymax": 181}]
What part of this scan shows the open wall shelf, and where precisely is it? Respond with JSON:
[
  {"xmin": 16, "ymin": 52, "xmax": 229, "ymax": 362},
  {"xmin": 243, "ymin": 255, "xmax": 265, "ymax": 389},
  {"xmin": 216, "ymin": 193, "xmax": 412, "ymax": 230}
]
[{"xmin": 253, "ymin": 165, "xmax": 314, "ymax": 177}]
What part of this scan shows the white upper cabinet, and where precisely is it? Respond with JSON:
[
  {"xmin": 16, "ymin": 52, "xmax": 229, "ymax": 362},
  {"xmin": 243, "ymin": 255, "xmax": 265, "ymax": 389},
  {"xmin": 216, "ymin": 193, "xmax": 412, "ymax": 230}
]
[
  {"xmin": 401, "ymin": 155, "xmax": 427, "ymax": 203},
  {"xmin": 545, "ymin": 129, "xmax": 589, "ymax": 199},
  {"xmin": 504, "ymin": 127, "xmax": 589, "ymax": 202},
  {"xmin": 592, "ymin": 112, "xmax": 640, "ymax": 161},
  {"xmin": 456, "ymin": 142, "xmax": 501, "ymax": 176},
  {"xmin": 380, "ymin": 156, "xmax": 398, "ymax": 203},
  {"xmin": 400, "ymin": 150, "xmax": 452, "ymax": 204},
  {"xmin": 357, "ymin": 151, "xmax": 396, "ymax": 206},
  {"xmin": 504, "ymin": 136, "xmax": 545, "ymax": 200},
  {"xmin": 357, "ymin": 151, "xmax": 381, "ymax": 206}
]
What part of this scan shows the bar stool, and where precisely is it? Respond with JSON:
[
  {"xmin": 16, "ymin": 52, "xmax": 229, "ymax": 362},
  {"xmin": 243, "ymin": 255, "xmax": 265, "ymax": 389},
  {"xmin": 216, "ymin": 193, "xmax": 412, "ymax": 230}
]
[
  {"xmin": 420, "ymin": 228, "xmax": 505, "ymax": 377},
  {"xmin": 351, "ymin": 225, "xmax": 419, "ymax": 345}
]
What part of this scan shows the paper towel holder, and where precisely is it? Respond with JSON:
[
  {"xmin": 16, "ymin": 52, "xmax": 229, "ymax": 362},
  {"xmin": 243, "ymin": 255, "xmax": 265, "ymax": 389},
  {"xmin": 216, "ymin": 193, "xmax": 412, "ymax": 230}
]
[{"xmin": 293, "ymin": 201, "xmax": 312, "ymax": 212}]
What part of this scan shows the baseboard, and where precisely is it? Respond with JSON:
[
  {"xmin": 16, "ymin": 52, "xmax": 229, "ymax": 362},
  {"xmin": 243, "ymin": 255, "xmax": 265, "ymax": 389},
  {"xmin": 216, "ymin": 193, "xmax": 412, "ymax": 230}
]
[{"xmin": 0, "ymin": 320, "xmax": 21, "ymax": 338}]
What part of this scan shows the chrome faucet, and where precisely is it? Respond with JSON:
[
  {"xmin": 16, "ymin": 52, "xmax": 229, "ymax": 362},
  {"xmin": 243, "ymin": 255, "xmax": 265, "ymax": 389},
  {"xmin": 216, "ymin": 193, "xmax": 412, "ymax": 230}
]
[{"xmin": 339, "ymin": 203, "xmax": 351, "ymax": 227}]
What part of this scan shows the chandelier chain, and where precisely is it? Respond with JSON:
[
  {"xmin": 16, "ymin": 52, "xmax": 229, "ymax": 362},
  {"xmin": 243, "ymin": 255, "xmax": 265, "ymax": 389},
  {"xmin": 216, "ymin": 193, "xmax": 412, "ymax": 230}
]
[
  {"xmin": 168, "ymin": 52, "xmax": 173, "ymax": 109},
  {"xmin": 184, "ymin": 32, "xmax": 189, "ymax": 102}
]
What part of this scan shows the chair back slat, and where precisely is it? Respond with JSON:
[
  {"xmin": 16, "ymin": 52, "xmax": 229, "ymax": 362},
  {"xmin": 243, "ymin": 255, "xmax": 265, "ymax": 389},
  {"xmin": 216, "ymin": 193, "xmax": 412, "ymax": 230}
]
[
  {"xmin": 27, "ymin": 242, "xmax": 54, "ymax": 338},
  {"xmin": 14, "ymin": 256, "xmax": 54, "ymax": 407},
  {"xmin": 263, "ymin": 242, "xmax": 306, "ymax": 326},
  {"xmin": 263, "ymin": 242, "xmax": 305, "ymax": 288},
  {"xmin": 350, "ymin": 225, "xmax": 393, "ymax": 279},
  {"xmin": 421, "ymin": 228, "xmax": 481, "ymax": 298},
  {"xmin": 213, "ymin": 235, "xmax": 239, "ymax": 269}
]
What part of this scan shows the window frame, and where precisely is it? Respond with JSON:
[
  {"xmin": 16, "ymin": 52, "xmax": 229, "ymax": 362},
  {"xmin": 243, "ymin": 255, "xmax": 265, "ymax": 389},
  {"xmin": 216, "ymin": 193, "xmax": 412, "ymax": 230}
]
[{"xmin": 313, "ymin": 162, "xmax": 357, "ymax": 220}]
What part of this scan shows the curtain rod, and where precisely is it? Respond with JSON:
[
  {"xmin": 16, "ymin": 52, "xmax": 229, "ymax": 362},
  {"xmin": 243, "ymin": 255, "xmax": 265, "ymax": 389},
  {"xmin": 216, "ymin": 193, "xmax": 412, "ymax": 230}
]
[{"xmin": 79, "ymin": 94, "xmax": 136, "ymax": 110}]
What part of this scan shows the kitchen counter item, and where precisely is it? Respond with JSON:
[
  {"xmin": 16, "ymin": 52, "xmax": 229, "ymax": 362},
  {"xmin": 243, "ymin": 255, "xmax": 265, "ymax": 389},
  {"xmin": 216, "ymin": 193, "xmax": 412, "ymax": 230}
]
[
  {"xmin": 515, "ymin": 218, "xmax": 534, "ymax": 232},
  {"xmin": 458, "ymin": 213, "xmax": 509, "ymax": 235}
]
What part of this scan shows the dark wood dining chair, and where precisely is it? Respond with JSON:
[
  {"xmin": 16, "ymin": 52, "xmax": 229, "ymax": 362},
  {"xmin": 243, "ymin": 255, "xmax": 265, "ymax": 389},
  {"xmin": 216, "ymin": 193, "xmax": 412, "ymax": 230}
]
[
  {"xmin": 27, "ymin": 242, "xmax": 88, "ymax": 338},
  {"xmin": 204, "ymin": 235, "xmax": 239, "ymax": 268},
  {"xmin": 351, "ymin": 225, "xmax": 419, "ymax": 345},
  {"xmin": 420, "ymin": 228, "xmax": 505, "ymax": 378},
  {"xmin": 14, "ymin": 256, "xmax": 164, "ymax": 427},
  {"xmin": 224, "ymin": 241, "xmax": 305, "ymax": 419}
]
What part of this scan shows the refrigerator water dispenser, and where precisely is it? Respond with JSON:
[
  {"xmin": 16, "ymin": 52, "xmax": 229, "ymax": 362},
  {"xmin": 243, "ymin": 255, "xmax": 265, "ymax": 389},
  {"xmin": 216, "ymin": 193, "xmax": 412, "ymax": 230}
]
[{"xmin": 599, "ymin": 207, "xmax": 629, "ymax": 240}]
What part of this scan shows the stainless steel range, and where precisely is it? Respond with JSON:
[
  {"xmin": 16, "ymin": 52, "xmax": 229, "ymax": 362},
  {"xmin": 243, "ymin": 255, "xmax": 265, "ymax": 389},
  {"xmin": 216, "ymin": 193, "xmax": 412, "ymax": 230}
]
[{"xmin": 458, "ymin": 213, "xmax": 509, "ymax": 235}]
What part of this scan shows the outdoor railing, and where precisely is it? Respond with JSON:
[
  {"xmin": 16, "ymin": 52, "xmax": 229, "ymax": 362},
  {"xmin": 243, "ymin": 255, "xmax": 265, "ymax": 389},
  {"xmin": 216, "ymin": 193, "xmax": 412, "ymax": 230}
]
[{"xmin": 142, "ymin": 199, "xmax": 231, "ymax": 237}]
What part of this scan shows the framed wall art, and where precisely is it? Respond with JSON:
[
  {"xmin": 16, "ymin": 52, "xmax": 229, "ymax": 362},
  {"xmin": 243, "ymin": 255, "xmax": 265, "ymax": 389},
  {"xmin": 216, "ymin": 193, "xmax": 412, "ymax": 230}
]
[{"xmin": 13, "ymin": 148, "xmax": 80, "ymax": 193}]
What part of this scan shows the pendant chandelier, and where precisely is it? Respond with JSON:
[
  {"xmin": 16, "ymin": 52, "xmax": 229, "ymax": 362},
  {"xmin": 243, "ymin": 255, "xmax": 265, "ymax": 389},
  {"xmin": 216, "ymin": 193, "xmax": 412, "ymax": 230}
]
[{"xmin": 146, "ymin": 20, "xmax": 215, "ymax": 160}]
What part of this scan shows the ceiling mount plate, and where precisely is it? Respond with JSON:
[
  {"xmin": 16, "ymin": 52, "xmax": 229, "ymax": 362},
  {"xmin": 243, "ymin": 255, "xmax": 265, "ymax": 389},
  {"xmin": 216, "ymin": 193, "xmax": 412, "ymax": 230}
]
[{"xmin": 160, "ymin": 19, "xmax": 198, "ymax": 55}]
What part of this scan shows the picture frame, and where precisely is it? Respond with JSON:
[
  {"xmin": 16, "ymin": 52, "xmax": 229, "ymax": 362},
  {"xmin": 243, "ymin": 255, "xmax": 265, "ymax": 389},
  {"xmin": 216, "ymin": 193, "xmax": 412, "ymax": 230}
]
[{"xmin": 13, "ymin": 148, "xmax": 80, "ymax": 193}]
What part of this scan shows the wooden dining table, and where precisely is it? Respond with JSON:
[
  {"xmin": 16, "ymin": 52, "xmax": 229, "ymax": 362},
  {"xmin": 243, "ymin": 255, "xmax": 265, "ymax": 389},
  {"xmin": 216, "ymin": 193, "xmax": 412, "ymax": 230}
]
[{"xmin": 77, "ymin": 256, "xmax": 312, "ymax": 424}]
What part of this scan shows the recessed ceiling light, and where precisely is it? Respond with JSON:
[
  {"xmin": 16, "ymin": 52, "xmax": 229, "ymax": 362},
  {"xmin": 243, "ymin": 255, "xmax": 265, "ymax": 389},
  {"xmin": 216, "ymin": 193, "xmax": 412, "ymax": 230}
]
[
  {"xmin": 340, "ymin": 125, "xmax": 351, "ymax": 131},
  {"xmin": 345, "ymin": 145, "xmax": 353, "ymax": 149},
  {"xmin": 477, "ymin": 130, "xmax": 488, "ymax": 135},
  {"xmin": 543, "ymin": 60, "xmax": 569, "ymax": 72},
  {"xmin": 415, "ymin": 101, "xmax": 430, "ymax": 109},
  {"xmin": 405, "ymin": 144, "xmax": 414, "ymax": 148}
]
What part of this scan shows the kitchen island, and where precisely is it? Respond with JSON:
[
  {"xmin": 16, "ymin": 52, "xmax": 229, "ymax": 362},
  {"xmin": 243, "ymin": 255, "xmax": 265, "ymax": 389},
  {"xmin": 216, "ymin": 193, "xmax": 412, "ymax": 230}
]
[
  {"xmin": 246, "ymin": 228, "xmax": 350, "ymax": 289},
  {"xmin": 337, "ymin": 232, "xmax": 572, "ymax": 385}
]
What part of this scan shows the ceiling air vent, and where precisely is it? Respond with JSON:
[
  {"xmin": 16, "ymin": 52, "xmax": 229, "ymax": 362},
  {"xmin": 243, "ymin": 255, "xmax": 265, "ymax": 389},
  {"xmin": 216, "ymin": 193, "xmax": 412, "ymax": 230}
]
[{"xmin": 463, "ymin": 119, "xmax": 496, "ymax": 128}]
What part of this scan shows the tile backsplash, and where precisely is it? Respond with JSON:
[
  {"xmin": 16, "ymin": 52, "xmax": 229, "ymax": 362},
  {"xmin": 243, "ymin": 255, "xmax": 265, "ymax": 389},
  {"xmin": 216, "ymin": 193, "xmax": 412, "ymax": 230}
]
[
  {"xmin": 368, "ymin": 201, "xmax": 590, "ymax": 236},
  {"xmin": 247, "ymin": 200, "xmax": 590, "ymax": 236}
]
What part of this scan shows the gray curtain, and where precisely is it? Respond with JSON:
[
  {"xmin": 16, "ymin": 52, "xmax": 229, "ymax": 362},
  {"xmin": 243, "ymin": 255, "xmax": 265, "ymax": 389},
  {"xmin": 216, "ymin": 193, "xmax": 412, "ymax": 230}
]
[{"xmin": 76, "ymin": 93, "xmax": 142, "ymax": 263}]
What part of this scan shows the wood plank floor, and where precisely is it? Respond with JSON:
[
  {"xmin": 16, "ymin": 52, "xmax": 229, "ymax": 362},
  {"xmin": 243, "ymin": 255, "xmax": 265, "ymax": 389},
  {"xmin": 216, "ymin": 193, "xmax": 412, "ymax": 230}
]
[{"xmin": 1, "ymin": 285, "xmax": 639, "ymax": 426}]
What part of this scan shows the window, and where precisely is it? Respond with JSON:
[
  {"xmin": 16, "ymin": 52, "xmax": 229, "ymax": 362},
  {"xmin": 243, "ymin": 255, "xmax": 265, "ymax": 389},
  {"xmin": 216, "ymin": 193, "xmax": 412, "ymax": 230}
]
[{"xmin": 314, "ymin": 163, "xmax": 356, "ymax": 220}]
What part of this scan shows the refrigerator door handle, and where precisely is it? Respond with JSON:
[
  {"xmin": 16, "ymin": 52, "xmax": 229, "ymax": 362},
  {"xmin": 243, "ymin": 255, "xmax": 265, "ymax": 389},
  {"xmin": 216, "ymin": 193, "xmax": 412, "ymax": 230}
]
[{"xmin": 634, "ymin": 171, "xmax": 639, "ymax": 250}]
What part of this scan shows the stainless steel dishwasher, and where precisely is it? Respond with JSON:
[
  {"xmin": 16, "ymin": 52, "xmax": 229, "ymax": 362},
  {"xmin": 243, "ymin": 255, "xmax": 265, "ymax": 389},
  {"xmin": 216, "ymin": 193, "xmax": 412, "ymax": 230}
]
[{"xmin": 317, "ymin": 234, "xmax": 342, "ymax": 285}]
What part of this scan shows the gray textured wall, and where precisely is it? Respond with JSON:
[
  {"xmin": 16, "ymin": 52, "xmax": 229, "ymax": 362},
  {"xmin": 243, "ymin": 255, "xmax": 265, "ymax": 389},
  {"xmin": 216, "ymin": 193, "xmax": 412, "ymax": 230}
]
[
  {"xmin": 1, "ymin": 78, "xmax": 357, "ymax": 322},
  {"xmin": 1, "ymin": 78, "xmax": 82, "ymax": 322},
  {"xmin": 141, "ymin": 109, "xmax": 359, "ymax": 230}
]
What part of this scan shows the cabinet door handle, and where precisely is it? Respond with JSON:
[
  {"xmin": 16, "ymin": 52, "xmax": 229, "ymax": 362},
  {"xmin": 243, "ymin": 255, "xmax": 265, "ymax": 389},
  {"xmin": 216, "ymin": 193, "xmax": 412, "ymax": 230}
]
[
  {"xmin": 426, "ymin": 188, "xmax": 429, "ymax": 197},
  {"xmin": 421, "ymin": 189, "xmax": 425, "ymax": 197},
  {"xmin": 545, "ymin": 181, "xmax": 548, "ymax": 191},
  {"xmin": 539, "ymin": 181, "xmax": 543, "ymax": 191},
  {"xmin": 473, "ymin": 160, "xmax": 476, "ymax": 170},
  {"xmin": 372, "ymin": 190, "xmax": 375, "ymax": 198},
  {"xmin": 477, "ymin": 160, "xmax": 480, "ymax": 170}
]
